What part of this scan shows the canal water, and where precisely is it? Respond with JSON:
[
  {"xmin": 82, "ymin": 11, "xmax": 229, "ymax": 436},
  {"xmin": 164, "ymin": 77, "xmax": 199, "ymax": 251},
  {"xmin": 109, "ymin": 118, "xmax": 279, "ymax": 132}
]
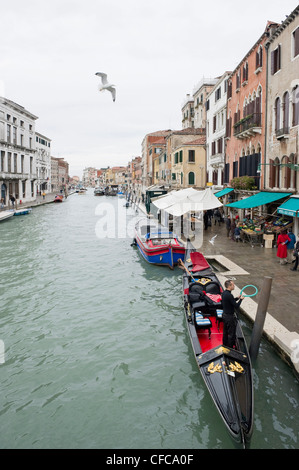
[{"xmin": 0, "ymin": 189, "xmax": 298, "ymax": 449}]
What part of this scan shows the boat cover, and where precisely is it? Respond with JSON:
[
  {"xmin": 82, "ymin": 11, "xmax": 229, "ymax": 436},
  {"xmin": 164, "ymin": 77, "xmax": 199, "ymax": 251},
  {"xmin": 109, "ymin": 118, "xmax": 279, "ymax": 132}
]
[{"xmin": 190, "ymin": 252, "xmax": 210, "ymax": 272}]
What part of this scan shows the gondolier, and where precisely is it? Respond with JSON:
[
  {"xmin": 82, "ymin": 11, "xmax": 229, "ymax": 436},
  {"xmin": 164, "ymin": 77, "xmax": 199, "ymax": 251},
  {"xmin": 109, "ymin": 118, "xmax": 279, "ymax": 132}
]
[{"xmin": 221, "ymin": 280, "xmax": 244, "ymax": 348}]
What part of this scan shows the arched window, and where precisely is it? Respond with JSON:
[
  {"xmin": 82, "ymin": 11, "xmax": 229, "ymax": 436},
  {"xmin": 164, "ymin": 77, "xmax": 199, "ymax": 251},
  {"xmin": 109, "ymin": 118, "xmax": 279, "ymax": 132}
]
[
  {"xmin": 282, "ymin": 91, "xmax": 289, "ymax": 131},
  {"xmin": 292, "ymin": 85, "xmax": 299, "ymax": 126},
  {"xmin": 281, "ymin": 155, "xmax": 290, "ymax": 189},
  {"xmin": 188, "ymin": 172, "xmax": 195, "ymax": 185},
  {"xmin": 274, "ymin": 157, "xmax": 280, "ymax": 187},
  {"xmin": 275, "ymin": 97, "xmax": 281, "ymax": 131}
]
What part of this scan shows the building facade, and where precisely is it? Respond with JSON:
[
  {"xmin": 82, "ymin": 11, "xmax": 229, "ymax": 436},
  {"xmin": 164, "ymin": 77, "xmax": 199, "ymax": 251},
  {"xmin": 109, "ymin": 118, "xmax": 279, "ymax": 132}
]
[
  {"xmin": 225, "ymin": 22, "xmax": 278, "ymax": 190},
  {"xmin": 171, "ymin": 136, "xmax": 206, "ymax": 189},
  {"xmin": 36, "ymin": 132, "xmax": 51, "ymax": 194},
  {"xmin": 206, "ymin": 72, "xmax": 231, "ymax": 187},
  {"xmin": 0, "ymin": 97, "xmax": 38, "ymax": 205},
  {"xmin": 265, "ymin": 6, "xmax": 299, "ymax": 194}
]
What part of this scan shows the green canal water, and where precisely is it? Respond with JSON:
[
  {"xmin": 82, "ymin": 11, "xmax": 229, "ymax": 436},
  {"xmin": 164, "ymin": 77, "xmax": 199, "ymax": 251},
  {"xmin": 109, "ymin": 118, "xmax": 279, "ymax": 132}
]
[{"xmin": 0, "ymin": 190, "xmax": 298, "ymax": 449}]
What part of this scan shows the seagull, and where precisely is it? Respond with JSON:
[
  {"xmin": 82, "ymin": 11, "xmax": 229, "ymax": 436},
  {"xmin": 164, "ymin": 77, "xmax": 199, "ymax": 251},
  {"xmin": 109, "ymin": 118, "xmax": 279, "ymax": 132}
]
[
  {"xmin": 209, "ymin": 234, "xmax": 218, "ymax": 245},
  {"xmin": 95, "ymin": 72, "xmax": 116, "ymax": 102}
]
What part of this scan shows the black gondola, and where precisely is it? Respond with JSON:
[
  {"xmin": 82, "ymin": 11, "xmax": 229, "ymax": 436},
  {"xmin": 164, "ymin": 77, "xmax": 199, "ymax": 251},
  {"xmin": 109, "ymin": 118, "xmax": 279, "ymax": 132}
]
[{"xmin": 180, "ymin": 249, "xmax": 254, "ymax": 448}]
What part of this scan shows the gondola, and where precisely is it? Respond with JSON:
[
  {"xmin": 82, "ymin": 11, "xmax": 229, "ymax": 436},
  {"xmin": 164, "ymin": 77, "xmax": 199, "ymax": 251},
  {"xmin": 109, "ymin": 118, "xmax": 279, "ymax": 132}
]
[
  {"xmin": 180, "ymin": 249, "xmax": 254, "ymax": 448},
  {"xmin": 132, "ymin": 219, "xmax": 185, "ymax": 269}
]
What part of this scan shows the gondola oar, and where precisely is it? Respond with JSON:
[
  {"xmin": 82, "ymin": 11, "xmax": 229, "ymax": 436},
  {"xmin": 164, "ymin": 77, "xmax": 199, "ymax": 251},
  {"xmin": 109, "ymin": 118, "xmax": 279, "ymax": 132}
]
[{"xmin": 178, "ymin": 258, "xmax": 199, "ymax": 283}]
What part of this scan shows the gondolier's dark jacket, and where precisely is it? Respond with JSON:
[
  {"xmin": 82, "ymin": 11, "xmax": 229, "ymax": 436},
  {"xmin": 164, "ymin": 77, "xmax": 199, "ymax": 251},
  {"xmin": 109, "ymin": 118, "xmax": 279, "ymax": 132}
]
[{"xmin": 221, "ymin": 290, "xmax": 242, "ymax": 316}]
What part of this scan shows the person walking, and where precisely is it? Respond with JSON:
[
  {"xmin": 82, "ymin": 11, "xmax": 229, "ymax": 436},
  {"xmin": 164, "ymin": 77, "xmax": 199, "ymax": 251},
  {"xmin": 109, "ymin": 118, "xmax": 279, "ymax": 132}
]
[
  {"xmin": 214, "ymin": 208, "xmax": 221, "ymax": 226},
  {"xmin": 290, "ymin": 238, "xmax": 299, "ymax": 271},
  {"xmin": 286, "ymin": 228, "xmax": 296, "ymax": 263},
  {"xmin": 203, "ymin": 211, "xmax": 209, "ymax": 230},
  {"xmin": 276, "ymin": 230, "xmax": 291, "ymax": 265},
  {"xmin": 221, "ymin": 280, "xmax": 244, "ymax": 349},
  {"xmin": 9, "ymin": 194, "xmax": 15, "ymax": 208},
  {"xmin": 225, "ymin": 215, "xmax": 231, "ymax": 237},
  {"xmin": 230, "ymin": 218, "xmax": 236, "ymax": 241}
]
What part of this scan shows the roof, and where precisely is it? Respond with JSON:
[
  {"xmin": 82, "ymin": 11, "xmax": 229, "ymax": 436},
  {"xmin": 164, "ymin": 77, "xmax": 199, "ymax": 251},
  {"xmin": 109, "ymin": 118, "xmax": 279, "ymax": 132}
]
[{"xmin": 265, "ymin": 6, "xmax": 299, "ymax": 45}]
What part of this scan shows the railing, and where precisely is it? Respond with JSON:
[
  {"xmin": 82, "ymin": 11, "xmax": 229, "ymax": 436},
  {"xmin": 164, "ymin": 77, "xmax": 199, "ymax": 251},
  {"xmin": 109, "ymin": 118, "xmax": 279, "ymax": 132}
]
[{"xmin": 234, "ymin": 113, "xmax": 262, "ymax": 137}]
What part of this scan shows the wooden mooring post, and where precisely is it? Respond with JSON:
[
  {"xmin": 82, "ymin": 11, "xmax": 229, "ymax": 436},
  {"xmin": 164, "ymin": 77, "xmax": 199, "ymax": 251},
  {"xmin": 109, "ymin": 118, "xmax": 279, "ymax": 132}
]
[{"xmin": 249, "ymin": 276, "xmax": 273, "ymax": 361}]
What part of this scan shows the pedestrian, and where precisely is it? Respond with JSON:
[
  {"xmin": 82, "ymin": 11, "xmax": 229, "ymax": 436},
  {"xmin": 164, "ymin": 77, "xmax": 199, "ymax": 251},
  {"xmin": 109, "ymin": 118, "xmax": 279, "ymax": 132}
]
[
  {"xmin": 9, "ymin": 194, "xmax": 15, "ymax": 207},
  {"xmin": 234, "ymin": 224, "xmax": 241, "ymax": 242},
  {"xmin": 0, "ymin": 198, "xmax": 4, "ymax": 210},
  {"xmin": 286, "ymin": 228, "xmax": 296, "ymax": 263},
  {"xmin": 276, "ymin": 230, "xmax": 291, "ymax": 265},
  {"xmin": 203, "ymin": 211, "xmax": 209, "ymax": 230},
  {"xmin": 290, "ymin": 238, "xmax": 299, "ymax": 271},
  {"xmin": 214, "ymin": 208, "xmax": 221, "ymax": 226},
  {"xmin": 42, "ymin": 191, "xmax": 46, "ymax": 200},
  {"xmin": 230, "ymin": 218, "xmax": 236, "ymax": 241},
  {"xmin": 221, "ymin": 280, "xmax": 244, "ymax": 349},
  {"xmin": 224, "ymin": 215, "xmax": 231, "ymax": 237}
]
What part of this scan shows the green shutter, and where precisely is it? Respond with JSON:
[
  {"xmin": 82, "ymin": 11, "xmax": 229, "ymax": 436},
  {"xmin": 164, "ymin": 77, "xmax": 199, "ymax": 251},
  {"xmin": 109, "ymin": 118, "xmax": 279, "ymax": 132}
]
[{"xmin": 180, "ymin": 150, "xmax": 183, "ymax": 162}]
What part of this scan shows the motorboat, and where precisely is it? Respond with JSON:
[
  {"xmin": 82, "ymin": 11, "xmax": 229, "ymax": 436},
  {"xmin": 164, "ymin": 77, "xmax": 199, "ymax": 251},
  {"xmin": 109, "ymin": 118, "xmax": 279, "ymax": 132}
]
[{"xmin": 132, "ymin": 219, "xmax": 185, "ymax": 269}]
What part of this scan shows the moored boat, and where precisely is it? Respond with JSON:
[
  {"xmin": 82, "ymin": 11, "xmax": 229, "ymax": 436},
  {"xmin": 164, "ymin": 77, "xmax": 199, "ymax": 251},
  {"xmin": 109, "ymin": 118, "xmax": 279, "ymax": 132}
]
[
  {"xmin": 0, "ymin": 210, "xmax": 14, "ymax": 222},
  {"xmin": 54, "ymin": 195, "xmax": 63, "ymax": 202},
  {"xmin": 94, "ymin": 188, "xmax": 105, "ymax": 196},
  {"xmin": 14, "ymin": 208, "xmax": 32, "ymax": 216},
  {"xmin": 180, "ymin": 249, "xmax": 254, "ymax": 448},
  {"xmin": 132, "ymin": 219, "xmax": 185, "ymax": 269}
]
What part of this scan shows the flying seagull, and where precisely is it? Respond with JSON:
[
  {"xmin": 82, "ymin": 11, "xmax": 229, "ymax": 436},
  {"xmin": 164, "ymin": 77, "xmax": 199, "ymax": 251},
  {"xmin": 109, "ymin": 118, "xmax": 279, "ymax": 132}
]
[
  {"xmin": 95, "ymin": 72, "xmax": 116, "ymax": 102},
  {"xmin": 209, "ymin": 234, "xmax": 218, "ymax": 245}
]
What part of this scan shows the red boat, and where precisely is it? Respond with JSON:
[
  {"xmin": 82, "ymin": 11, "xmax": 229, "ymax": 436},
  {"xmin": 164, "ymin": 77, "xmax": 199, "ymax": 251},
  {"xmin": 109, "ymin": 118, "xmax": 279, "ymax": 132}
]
[{"xmin": 54, "ymin": 195, "xmax": 63, "ymax": 203}]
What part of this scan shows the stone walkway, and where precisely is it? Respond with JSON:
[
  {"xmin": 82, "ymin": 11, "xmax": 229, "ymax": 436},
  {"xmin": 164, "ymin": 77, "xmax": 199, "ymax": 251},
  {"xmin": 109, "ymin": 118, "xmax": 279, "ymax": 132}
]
[{"xmin": 200, "ymin": 219, "xmax": 298, "ymax": 334}]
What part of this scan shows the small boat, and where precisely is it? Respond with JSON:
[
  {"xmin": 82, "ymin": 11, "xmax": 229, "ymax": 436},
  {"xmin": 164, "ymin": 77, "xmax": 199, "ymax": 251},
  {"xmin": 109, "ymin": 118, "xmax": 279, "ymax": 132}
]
[
  {"xmin": 54, "ymin": 195, "xmax": 63, "ymax": 202},
  {"xmin": 78, "ymin": 188, "xmax": 87, "ymax": 194},
  {"xmin": 13, "ymin": 208, "xmax": 32, "ymax": 216},
  {"xmin": 180, "ymin": 249, "xmax": 254, "ymax": 448},
  {"xmin": 94, "ymin": 188, "xmax": 105, "ymax": 196},
  {"xmin": 117, "ymin": 191, "xmax": 125, "ymax": 198},
  {"xmin": 0, "ymin": 210, "xmax": 14, "ymax": 222},
  {"xmin": 132, "ymin": 219, "xmax": 185, "ymax": 269}
]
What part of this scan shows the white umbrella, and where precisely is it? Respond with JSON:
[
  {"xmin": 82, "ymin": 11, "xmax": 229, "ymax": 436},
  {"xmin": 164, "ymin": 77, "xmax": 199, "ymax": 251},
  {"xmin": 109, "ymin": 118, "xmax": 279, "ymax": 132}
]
[
  {"xmin": 165, "ymin": 188, "xmax": 223, "ymax": 217},
  {"xmin": 151, "ymin": 187, "xmax": 198, "ymax": 210}
]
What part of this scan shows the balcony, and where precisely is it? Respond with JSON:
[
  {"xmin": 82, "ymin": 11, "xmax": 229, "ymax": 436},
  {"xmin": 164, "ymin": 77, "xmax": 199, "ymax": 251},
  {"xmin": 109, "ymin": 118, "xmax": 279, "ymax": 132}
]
[
  {"xmin": 233, "ymin": 113, "xmax": 262, "ymax": 139},
  {"xmin": 276, "ymin": 127, "xmax": 289, "ymax": 140}
]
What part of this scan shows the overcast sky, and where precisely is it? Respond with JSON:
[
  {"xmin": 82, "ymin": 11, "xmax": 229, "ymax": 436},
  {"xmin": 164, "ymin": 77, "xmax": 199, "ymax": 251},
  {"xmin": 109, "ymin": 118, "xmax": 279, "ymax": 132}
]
[{"xmin": 1, "ymin": 0, "xmax": 298, "ymax": 177}]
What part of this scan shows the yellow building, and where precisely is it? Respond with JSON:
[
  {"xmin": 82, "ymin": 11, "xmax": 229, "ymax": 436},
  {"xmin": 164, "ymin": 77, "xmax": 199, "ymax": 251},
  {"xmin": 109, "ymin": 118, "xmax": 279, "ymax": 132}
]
[{"xmin": 171, "ymin": 136, "xmax": 206, "ymax": 189}]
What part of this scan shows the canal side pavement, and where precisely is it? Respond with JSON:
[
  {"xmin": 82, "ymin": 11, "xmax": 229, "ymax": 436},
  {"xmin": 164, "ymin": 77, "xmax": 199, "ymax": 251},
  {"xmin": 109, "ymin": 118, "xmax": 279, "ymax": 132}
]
[{"xmin": 136, "ymin": 201, "xmax": 299, "ymax": 375}]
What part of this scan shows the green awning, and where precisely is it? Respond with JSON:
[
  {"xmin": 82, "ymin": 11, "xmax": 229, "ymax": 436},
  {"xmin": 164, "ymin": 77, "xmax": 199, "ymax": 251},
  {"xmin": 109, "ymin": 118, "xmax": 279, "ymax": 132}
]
[
  {"xmin": 277, "ymin": 196, "xmax": 299, "ymax": 217},
  {"xmin": 226, "ymin": 191, "xmax": 292, "ymax": 209},
  {"xmin": 214, "ymin": 188, "xmax": 234, "ymax": 198}
]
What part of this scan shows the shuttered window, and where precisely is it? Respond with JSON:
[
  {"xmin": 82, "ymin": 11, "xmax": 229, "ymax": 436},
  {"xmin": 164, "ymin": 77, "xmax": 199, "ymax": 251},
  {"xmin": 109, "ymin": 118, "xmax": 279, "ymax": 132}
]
[
  {"xmin": 293, "ymin": 27, "xmax": 299, "ymax": 58},
  {"xmin": 271, "ymin": 45, "xmax": 281, "ymax": 75}
]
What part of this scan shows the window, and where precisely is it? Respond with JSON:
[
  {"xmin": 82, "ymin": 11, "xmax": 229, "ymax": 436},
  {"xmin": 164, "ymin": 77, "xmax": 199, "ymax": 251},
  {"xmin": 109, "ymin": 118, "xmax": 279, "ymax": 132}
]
[
  {"xmin": 236, "ymin": 70, "xmax": 241, "ymax": 90},
  {"xmin": 275, "ymin": 97, "xmax": 281, "ymax": 131},
  {"xmin": 271, "ymin": 45, "xmax": 281, "ymax": 74},
  {"xmin": 188, "ymin": 150, "xmax": 195, "ymax": 162},
  {"xmin": 188, "ymin": 172, "xmax": 195, "ymax": 185},
  {"xmin": 7, "ymin": 124, "xmax": 11, "ymax": 142},
  {"xmin": 282, "ymin": 92, "xmax": 289, "ymax": 130},
  {"xmin": 242, "ymin": 62, "xmax": 248, "ymax": 83},
  {"xmin": 215, "ymin": 87, "xmax": 221, "ymax": 101},
  {"xmin": 293, "ymin": 27, "xmax": 299, "ymax": 58},
  {"xmin": 179, "ymin": 150, "xmax": 183, "ymax": 163},
  {"xmin": 292, "ymin": 86, "xmax": 299, "ymax": 126},
  {"xmin": 256, "ymin": 46, "xmax": 263, "ymax": 69}
]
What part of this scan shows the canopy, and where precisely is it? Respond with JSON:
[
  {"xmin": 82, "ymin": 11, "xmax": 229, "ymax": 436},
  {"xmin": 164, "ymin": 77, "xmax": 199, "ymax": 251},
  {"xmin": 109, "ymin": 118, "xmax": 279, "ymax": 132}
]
[
  {"xmin": 277, "ymin": 196, "xmax": 299, "ymax": 218},
  {"xmin": 164, "ymin": 188, "xmax": 223, "ymax": 217},
  {"xmin": 151, "ymin": 188, "xmax": 198, "ymax": 210},
  {"xmin": 226, "ymin": 191, "xmax": 292, "ymax": 209},
  {"xmin": 214, "ymin": 188, "xmax": 234, "ymax": 198}
]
